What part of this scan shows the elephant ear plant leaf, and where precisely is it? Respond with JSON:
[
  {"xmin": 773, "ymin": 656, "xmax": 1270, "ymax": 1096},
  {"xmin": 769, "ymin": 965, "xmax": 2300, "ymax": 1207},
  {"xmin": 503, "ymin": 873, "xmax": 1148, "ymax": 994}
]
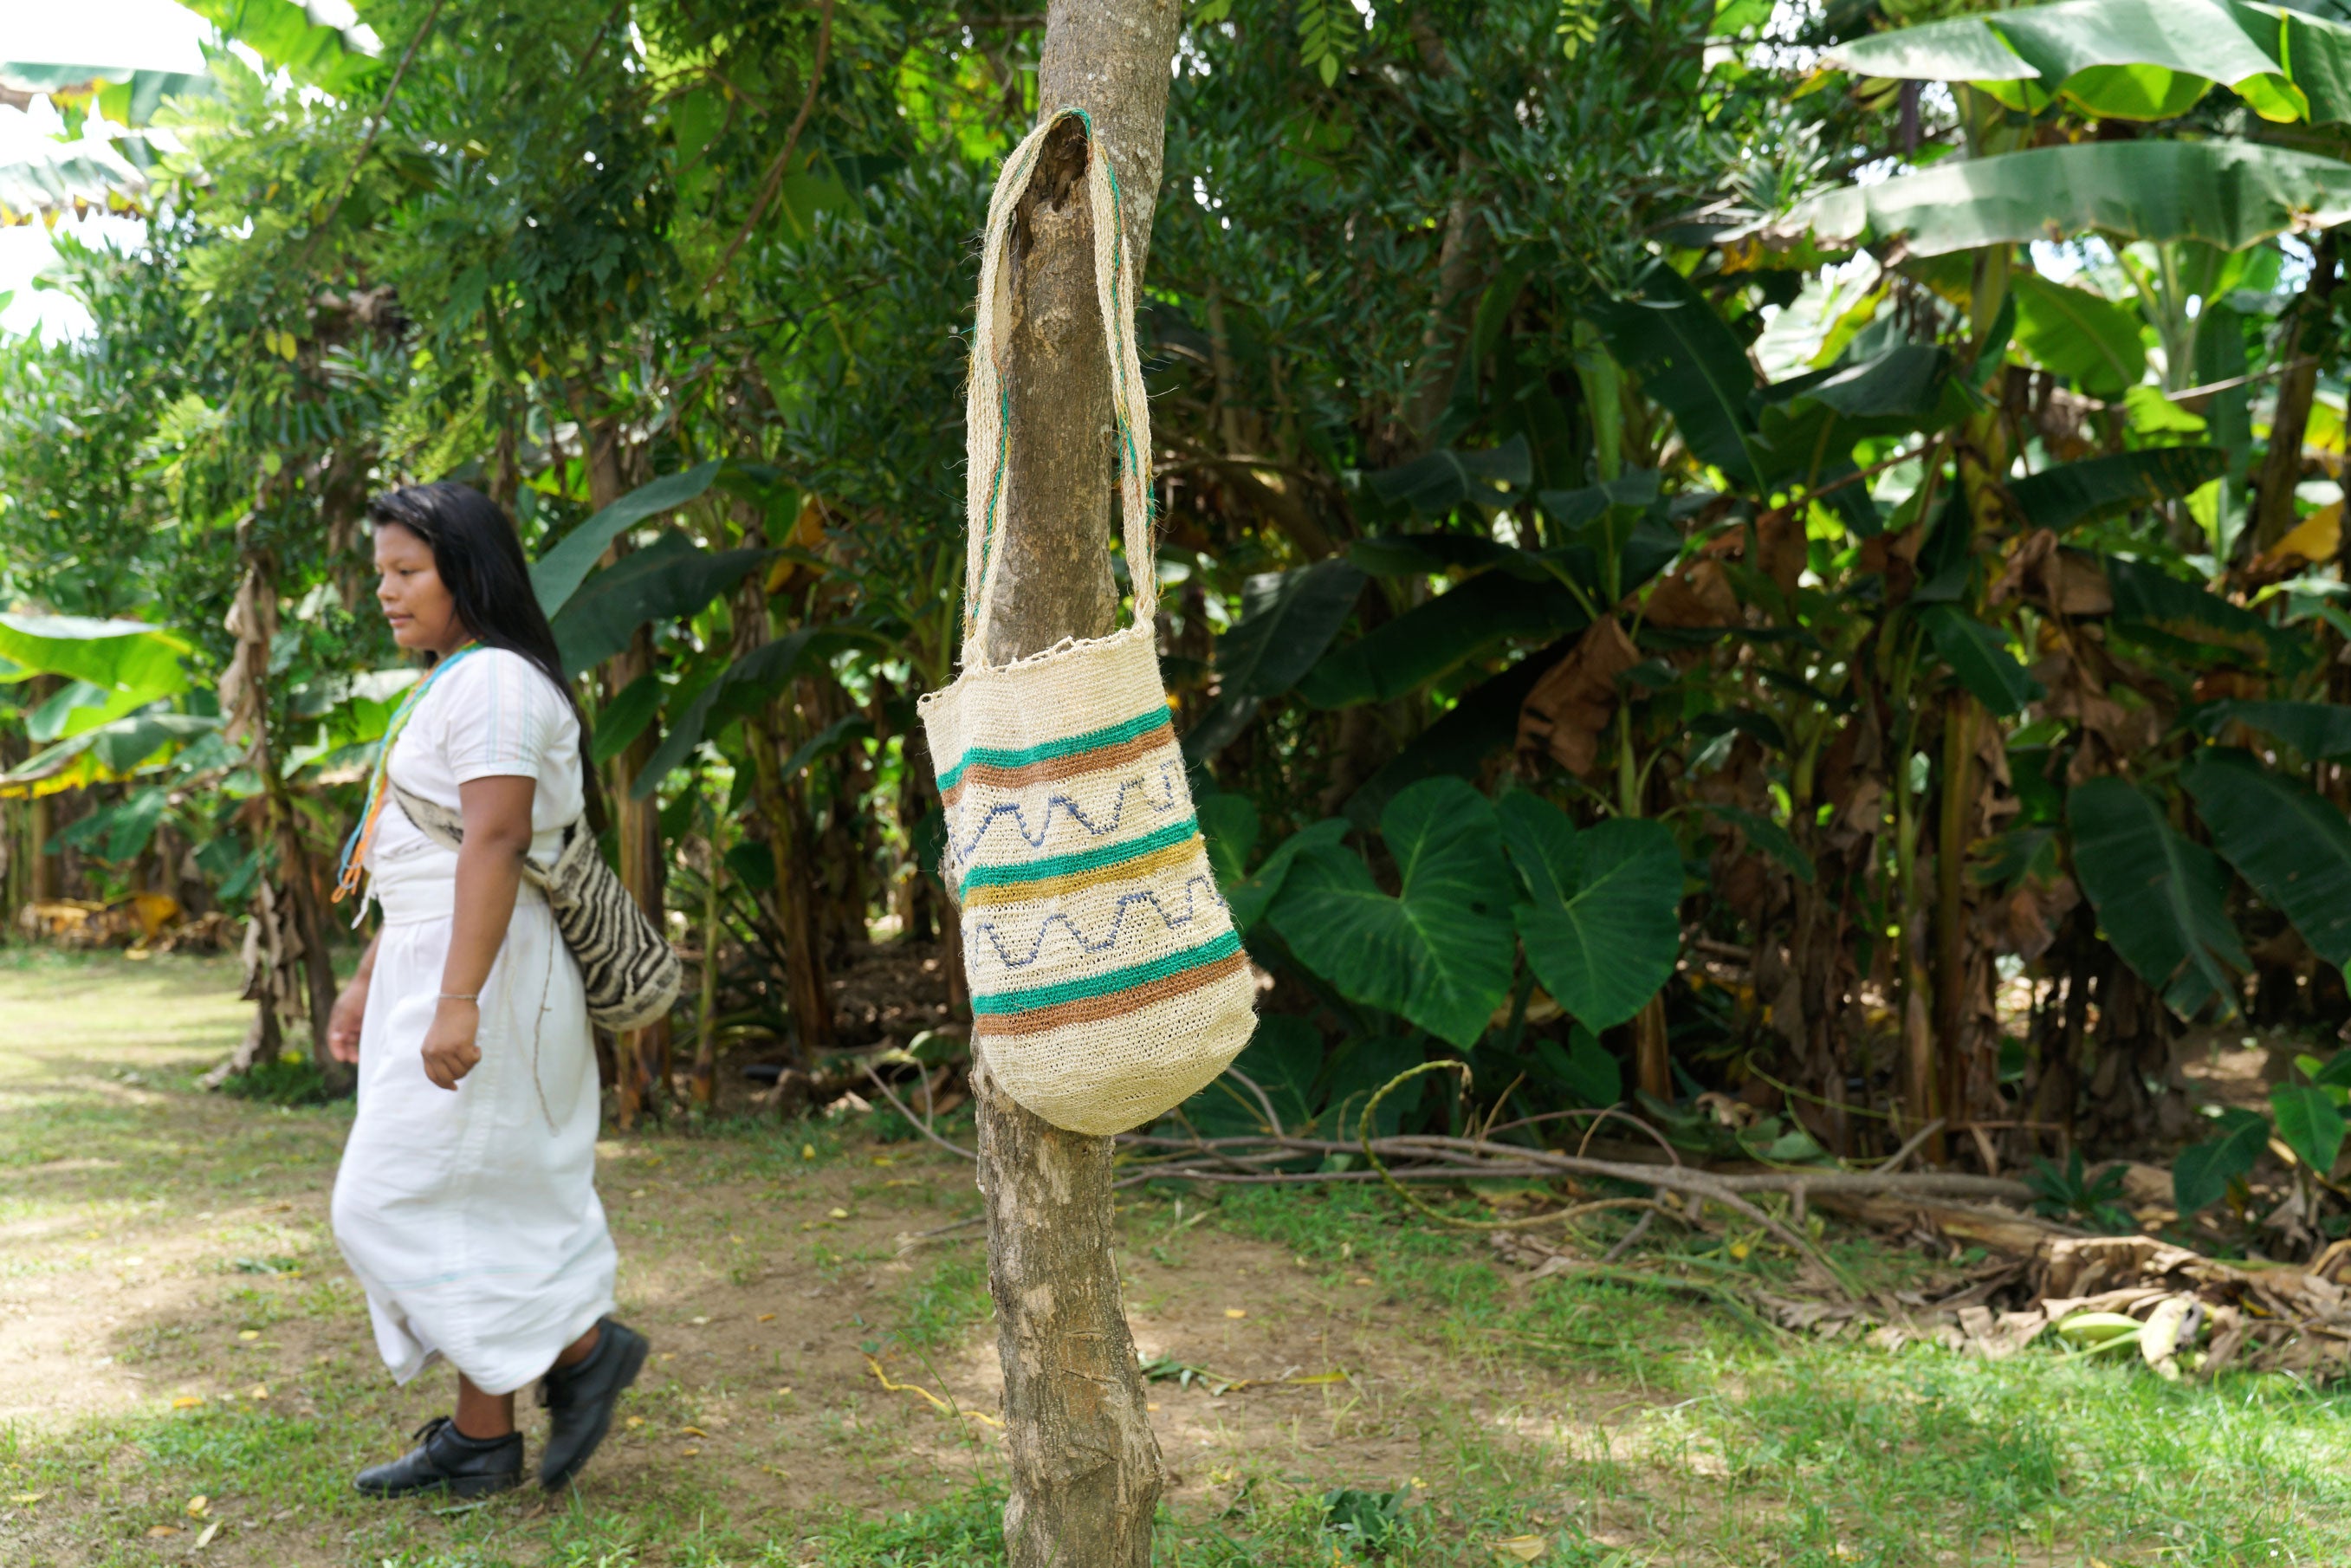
[
  {"xmin": 1496, "ymin": 792, "xmax": 1684, "ymax": 1032},
  {"xmin": 1265, "ymin": 777, "xmax": 1515, "ymax": 1047}
]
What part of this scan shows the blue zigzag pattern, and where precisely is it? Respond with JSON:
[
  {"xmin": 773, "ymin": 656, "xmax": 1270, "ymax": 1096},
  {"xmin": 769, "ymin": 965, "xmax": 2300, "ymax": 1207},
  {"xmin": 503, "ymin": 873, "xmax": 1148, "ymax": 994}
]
[
  {"xmin": 950, "ymin": 760, "xmax": 1185, "ymax": 866},
  {"xmin": 968, "ymin": 876, "xmax": 1230, "ymax": 971}
]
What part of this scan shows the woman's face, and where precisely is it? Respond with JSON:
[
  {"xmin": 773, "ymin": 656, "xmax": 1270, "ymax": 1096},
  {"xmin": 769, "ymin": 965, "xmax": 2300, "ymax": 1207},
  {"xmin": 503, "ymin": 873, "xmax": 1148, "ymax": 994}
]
[{"xmin": 373, "ymin": 522, "xmax": 467, "ymax": 656}]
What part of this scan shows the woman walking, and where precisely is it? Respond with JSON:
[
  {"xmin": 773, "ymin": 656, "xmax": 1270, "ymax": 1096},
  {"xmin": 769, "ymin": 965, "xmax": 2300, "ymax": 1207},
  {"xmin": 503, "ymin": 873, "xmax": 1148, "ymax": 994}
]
[{"xmin": 326, "ymin": 481, "xmax": 647, "ymax": 1497}]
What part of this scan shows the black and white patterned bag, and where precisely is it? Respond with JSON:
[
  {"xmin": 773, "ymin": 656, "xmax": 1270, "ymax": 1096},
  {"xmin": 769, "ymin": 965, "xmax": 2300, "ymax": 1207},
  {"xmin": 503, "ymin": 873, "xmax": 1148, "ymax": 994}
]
[{"xmin": 392, "ymin": 781, "xmax": 681, "ymax": 1033}]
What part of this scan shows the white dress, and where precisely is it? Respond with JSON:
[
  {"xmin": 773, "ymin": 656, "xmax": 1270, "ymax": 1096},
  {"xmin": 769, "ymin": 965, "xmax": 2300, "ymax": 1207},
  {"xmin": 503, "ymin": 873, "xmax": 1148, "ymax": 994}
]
[{"xmin": 329, "ymin": 648, "xmax": 619, "ymax": 1396}]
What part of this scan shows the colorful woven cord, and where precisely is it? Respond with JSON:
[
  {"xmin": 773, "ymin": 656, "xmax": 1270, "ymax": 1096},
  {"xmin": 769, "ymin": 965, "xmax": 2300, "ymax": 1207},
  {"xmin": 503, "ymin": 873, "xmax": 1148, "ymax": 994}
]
[{"xmin": 331, "ymin": 643, "xmax": 483, "ymax": 903}]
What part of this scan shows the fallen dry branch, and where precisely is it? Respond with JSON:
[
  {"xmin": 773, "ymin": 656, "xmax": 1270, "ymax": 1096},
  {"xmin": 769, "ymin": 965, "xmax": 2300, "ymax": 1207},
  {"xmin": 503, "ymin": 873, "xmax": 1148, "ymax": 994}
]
[
  {"xmin": 1809, "ymin": 1191, "xmax": 2085, "ymax": 1257},
  {"xmin": 858, "ymin": 1059, "xmax": 2047, "ymax": 1301}
]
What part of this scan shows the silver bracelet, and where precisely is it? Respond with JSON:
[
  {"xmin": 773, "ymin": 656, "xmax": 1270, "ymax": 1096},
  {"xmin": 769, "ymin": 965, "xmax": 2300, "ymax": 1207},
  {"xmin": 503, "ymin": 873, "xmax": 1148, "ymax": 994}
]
[{"xmin": 438, "ymin": 992, "xmax": 480, "ymax": 1004}]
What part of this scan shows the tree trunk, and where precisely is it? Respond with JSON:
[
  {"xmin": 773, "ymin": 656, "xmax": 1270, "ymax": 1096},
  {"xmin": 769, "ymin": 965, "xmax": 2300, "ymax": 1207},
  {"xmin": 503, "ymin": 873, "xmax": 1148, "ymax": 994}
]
[
  {"xmin": 753, "ymin": 732, "xmax": 837, "ymax": 1057},
  {"xmin": 606, "ymin": 623, "xmax": 671, "ymax": 1121},
  {"xmin": 25, "ymin": 680, "xmax": 57, "ymax": 904},
  {"xmin": 220, "ymin": 520, "xmax": 353, "ymax": 1093},
  {"xmin": 973, "ymin": 5, "xmax": 1181, "ymax": 1560},
  {"xmin": 724, "ymin": 513, "xmax": 838, "ymax": 1062},
  {"xmin": 588, "ymin": 425, "xmax": 669, "ymax": 1125},
  {"xmin": 270, "ymin": 778, "xmax": 346, "ymax": 1090},
  {"xmin": 2252, "ymin": 240, "xmax": 2339, "ymax": 554}
]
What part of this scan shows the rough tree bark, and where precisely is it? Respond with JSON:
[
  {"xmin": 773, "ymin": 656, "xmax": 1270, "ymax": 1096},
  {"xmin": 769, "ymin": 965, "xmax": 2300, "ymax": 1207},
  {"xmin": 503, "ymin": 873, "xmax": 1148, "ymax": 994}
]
[
  {"xmin": 587, "ymin": 422, "xmax": 670, "ymax": 1124},
  {"xmin": 723, "ymin": 500, "xmax": 838, "ymax": 1061},
  {"xmin": 218, "ymin": 518, "xmax": 349, "ymax": 1092},
  {"xmin": 2252, "ymin": 237, "xmax": 2339, "ymax": 555},
  {"xmin": 972, "ymin": 3, "xmax": 1181, "ymax": 1561}
]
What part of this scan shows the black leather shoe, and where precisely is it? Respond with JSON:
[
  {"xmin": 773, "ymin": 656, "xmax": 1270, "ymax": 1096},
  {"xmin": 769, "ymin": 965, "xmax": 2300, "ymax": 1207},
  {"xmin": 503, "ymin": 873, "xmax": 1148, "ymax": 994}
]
[
  {"xmin": 538, "ymin": 1318, "xmax": 649, "ymax": 1490},
  {"xmin": 353, "ymin": 1416, "xmax": 523, "ymax": 1499}
]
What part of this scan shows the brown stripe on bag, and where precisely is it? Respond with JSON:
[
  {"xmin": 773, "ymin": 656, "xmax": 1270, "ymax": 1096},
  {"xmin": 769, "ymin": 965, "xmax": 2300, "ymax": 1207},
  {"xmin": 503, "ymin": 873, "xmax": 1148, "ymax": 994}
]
[
  {"xmin": 975, "ymin": 949, "xmax": 1251, "ymax": 1038},
  {"xmin": 938, "ymin": 722, "xmax": 1175, "ymax": 807}
]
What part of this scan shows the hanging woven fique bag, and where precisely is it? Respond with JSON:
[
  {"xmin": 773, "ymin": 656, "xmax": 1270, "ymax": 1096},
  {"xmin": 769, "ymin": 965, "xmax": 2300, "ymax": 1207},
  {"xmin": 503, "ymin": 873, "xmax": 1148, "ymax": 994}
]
[
  {"xmin": 918, "ymin": 108, "xmax": 1257, "ymax": 1137},
  {"xmin": 334, "ymin": 647, "xmax": 683, "ymax": 1033}
]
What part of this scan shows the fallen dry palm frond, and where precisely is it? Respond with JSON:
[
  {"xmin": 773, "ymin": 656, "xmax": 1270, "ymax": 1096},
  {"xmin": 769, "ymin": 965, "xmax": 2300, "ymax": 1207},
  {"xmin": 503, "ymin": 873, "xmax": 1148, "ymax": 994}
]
[{"xmin": 1493, "ymin": 1220, "xmax": 2351, "ymax": 1384}]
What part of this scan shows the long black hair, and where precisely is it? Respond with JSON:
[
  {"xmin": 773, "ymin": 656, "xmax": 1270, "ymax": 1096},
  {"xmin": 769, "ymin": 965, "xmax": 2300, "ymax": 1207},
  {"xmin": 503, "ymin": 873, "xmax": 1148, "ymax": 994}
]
[{"xmin": 367, "ymin": 481, "xmax": 607, "ymax": 831}]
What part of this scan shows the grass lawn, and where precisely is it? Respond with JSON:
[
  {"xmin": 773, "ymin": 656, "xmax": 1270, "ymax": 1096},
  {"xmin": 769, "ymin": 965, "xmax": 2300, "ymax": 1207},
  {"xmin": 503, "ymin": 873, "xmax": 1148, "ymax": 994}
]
[{"xmin": 3, "ymin": 949, "xmax": 2350, "ymax": 1566}]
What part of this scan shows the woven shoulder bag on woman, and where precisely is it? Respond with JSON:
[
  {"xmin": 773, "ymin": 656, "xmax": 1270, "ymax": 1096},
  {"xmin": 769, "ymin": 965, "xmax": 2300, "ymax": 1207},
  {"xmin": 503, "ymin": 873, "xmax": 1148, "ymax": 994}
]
[
  {"xmin": 389, "ymin": 781, "xmax": 682, "ymax": 1033},
  {"xmin": 917, "ymin": 108, "xmax": 1257, "ymax": 1137}
]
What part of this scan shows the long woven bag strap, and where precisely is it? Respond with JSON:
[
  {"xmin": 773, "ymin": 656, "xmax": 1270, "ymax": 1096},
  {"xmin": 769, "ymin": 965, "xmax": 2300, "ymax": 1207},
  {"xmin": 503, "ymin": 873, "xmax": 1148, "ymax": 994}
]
[
  {"xmin": 385, "ymin": 778, "xmax": 559, "ymax": 894},
  {"xmin": 961, "ymin": 106, "xmax": 1156, "ymax": 658}
]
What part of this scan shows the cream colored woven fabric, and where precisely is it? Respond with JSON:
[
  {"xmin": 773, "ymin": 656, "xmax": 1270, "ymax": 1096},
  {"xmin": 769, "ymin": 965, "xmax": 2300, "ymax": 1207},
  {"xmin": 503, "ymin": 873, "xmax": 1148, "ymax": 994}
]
[{"xmin": 918, "ymin": 108, "xmax": 1255, "ymax": 1137}]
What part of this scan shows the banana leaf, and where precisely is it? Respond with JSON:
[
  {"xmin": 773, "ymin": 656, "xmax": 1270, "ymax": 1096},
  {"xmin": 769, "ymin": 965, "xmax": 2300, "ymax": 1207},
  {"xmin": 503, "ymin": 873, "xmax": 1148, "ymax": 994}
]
[
  {"xmin": 633, "ymin": 623, "xmax": 888, "ymax": 794},
  {"xmin": 2068, "ymin": 776, "xmax": 2247, "ymax": 1019},
  {"xmin": 1298, "ymin": 571, "xmax": 1588, "ymax": 709},
  {"xmin": 1766, "ymin": 141, "xmax": 2351, "ymax": 259},
  {"xmin": 1825, "ymin": 0, "xmax": 2310, "ymax": 123},
  {"xmin": 533, "ymin": 462, "xmax": 726, "ymax": 617},
  {"xmin": 2009, "ymin": 273, "xmax": 2148, "ymax": 398},
  {"xmin": 1584, "ymin": 260, "xmax": 1768, "ymax": 488},
  {"xmin": 2196, "ymin": 699, "xmax": 2351, "ymax": 760},
  {"xmin": 2183, "ymin": 747, "xmax": 2351, "ymax": 967},
  {"xmin": 1215, "ymin": 559, "xmax": 1367, "ymax": 697},
  {"xmin": 2009, "ymin": 447, "xmax": 2227, "ymax": 532},
  {"xmin": 551, "ymin": 530, "xmax": 771, "ymax": 677}
]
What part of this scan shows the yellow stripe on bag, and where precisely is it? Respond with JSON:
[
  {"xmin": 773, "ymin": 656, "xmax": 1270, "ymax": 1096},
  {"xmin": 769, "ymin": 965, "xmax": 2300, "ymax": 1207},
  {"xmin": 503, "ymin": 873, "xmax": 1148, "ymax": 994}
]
[{"xmin": 957, "ymin": 837, "xmax": 1202, "ymax": 910}]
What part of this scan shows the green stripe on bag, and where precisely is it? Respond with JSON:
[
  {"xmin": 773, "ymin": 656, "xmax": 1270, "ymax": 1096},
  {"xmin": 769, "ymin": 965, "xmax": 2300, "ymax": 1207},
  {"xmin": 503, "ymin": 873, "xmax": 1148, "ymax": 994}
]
[
  {"xmin": 936, "ymin": 706, "xmax": 1171, "ymax": 791},
  {"xmin": 972, "ymin": 929, "xmax": 1245, "ymax": 1015}
]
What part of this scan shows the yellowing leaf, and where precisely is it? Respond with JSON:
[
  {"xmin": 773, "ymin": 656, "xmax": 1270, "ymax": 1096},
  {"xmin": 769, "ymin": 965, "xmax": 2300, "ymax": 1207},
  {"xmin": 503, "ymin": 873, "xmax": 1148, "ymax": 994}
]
[
  {"xmin": 2270, "ymin": 502, "xmax": 2342, "ymax": 567},
  {"xmin": 680, "ymin": 1425, "xmax": 709, "ymax": 1437},
  {"xmin": 828, "ymin": 1208, "xmax": 849, "ymax": 1220},
  {"xmin": 146, "ymin": 1524, "xmax": 183, "ymax": 1537},
  {"xmin": 800, "ymin": 1144, "xmax": 816, "ymax": 1160},
  {"xmin": 185, "ymin": 1494, "xmax": 208, "ymax": 1517},
  {"xmin": 680, "ymin": 1446, "xmax": 701, "ymax": 1457},
  {"xmin": 237, "ymin": 1330, "xmax": 259, "ymax": 1341},
  {"xmin": 1224, "ymin": 1308, "xmax": 1247, "ymax": 1319},
  {"xmin": 10, "ymin": 1493, "xmax": 43, "ymax": 1505},
  {"xmin": 195, "ymin": 1519, "xmax": 221, "ymax": 1549},
  {"xmin": 1490, "ymin": 1537, "xmax": 1548, "ymax": 1564},
  {"xmin": 756, "ymin": 1312, "xmax": 776, "ymax": 1323},
  {"xmin": 689, "ymin": 1315, "xmax": 710, "ymax": 1325},
  {"xmin": 246, "ymin": 1383, "xmax": 269, "ymax": 1400},
  {"xmin": 172, "ymin": 1396, "xmax": 204, "ymax": 1409}
]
